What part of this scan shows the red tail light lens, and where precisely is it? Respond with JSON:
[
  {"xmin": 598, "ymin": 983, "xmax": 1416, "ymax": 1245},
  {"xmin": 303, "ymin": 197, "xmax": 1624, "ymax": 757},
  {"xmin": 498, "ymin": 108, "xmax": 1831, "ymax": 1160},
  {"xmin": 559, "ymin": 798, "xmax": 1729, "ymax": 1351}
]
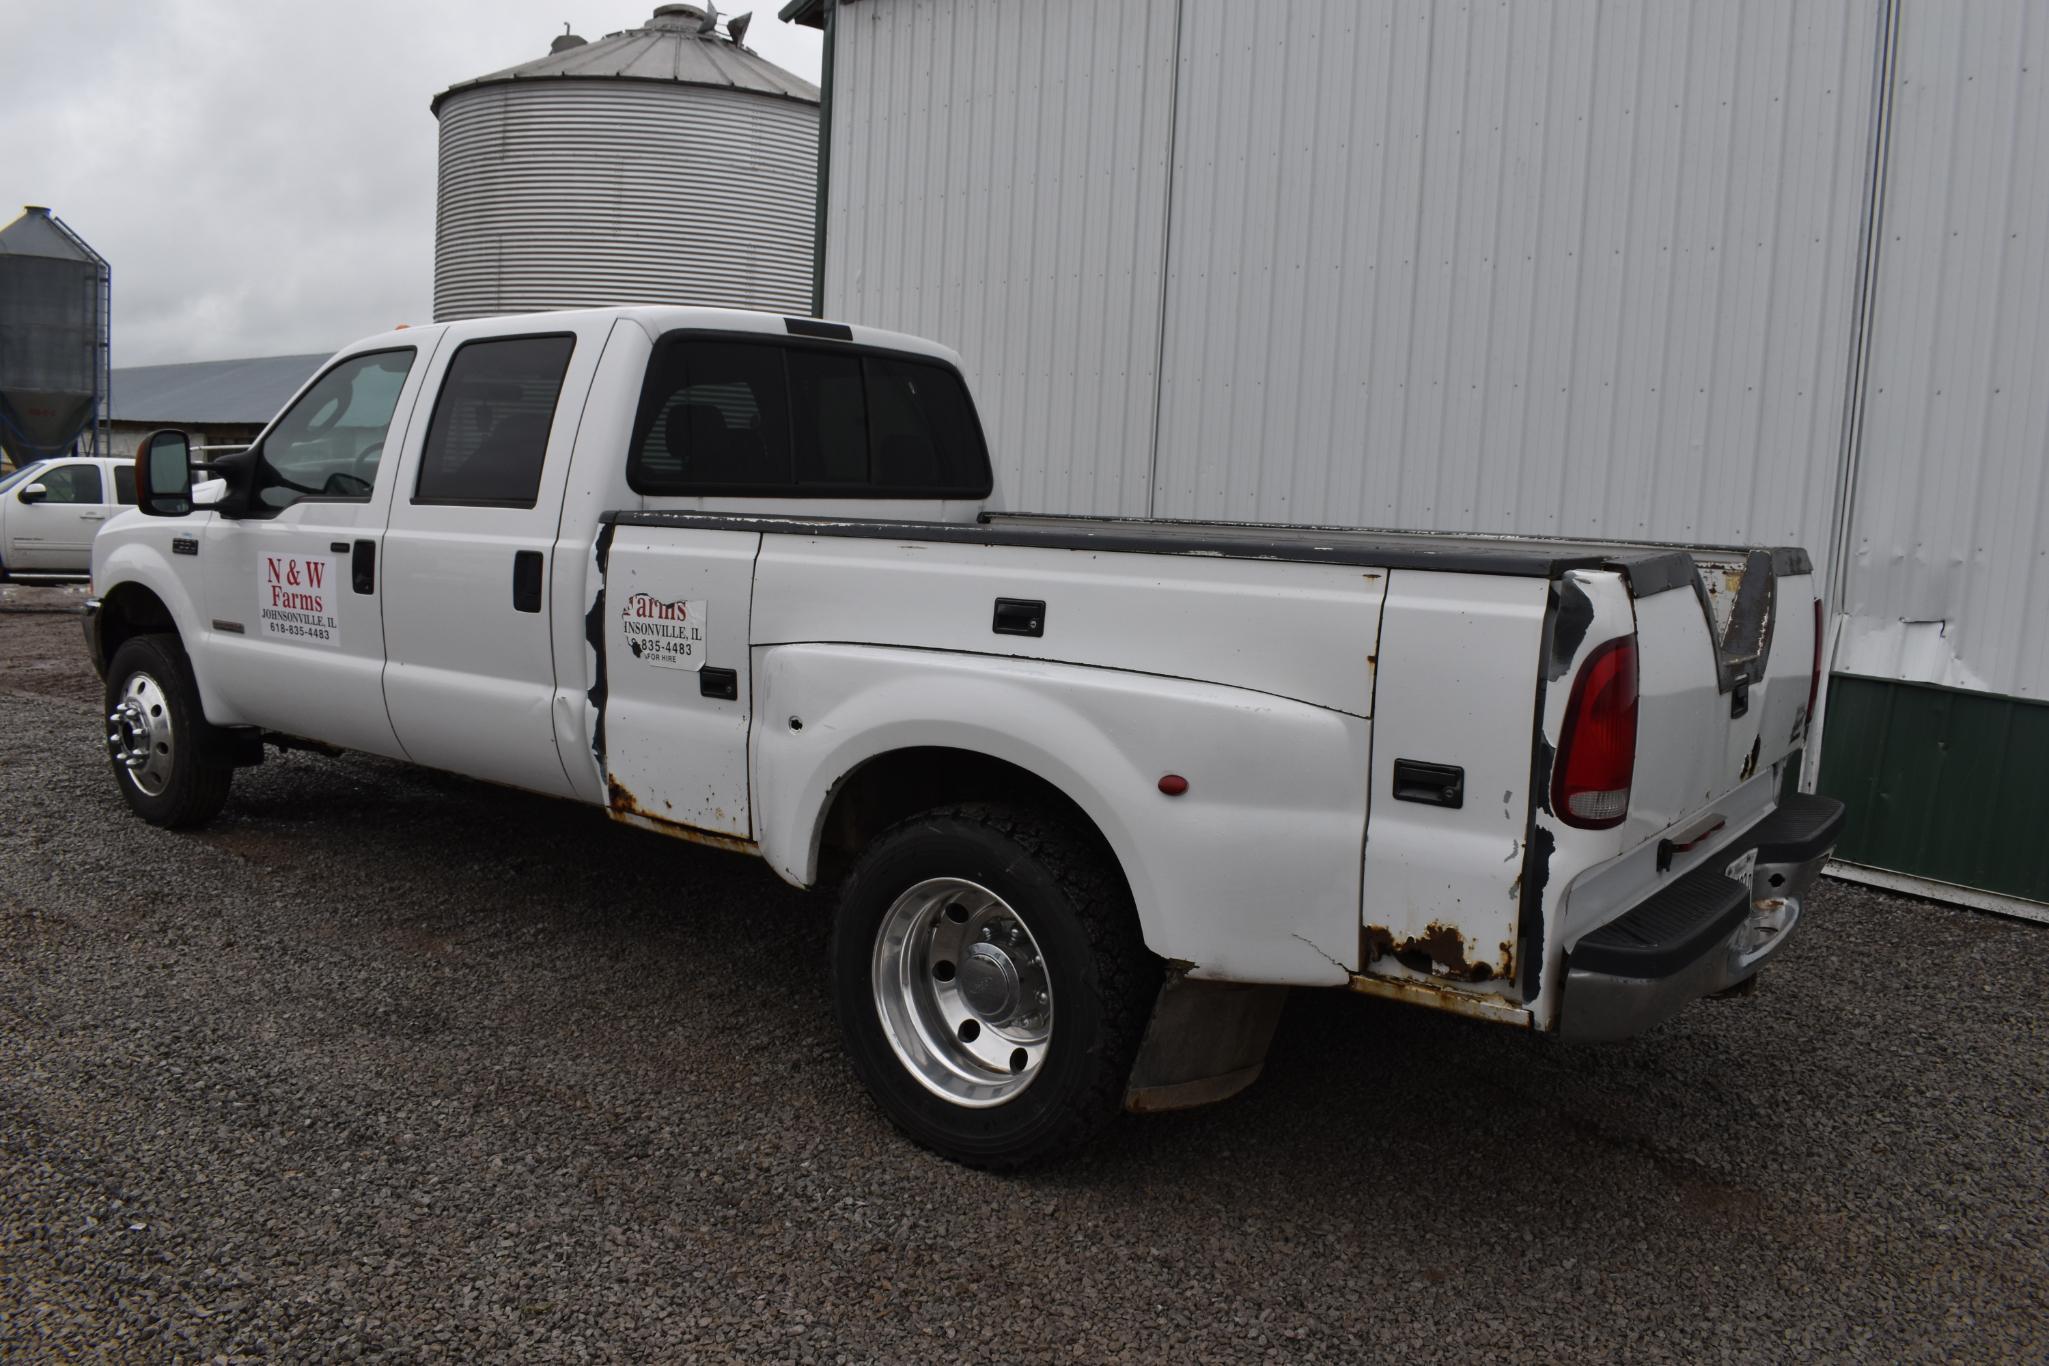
[
  {"xmin": 1807, "ymin": 598, "xmax": 1824, "ymax": 728},
  {"xmin": 1553, "ymin": 635, "xmax": 1639, "ymax": 830}
]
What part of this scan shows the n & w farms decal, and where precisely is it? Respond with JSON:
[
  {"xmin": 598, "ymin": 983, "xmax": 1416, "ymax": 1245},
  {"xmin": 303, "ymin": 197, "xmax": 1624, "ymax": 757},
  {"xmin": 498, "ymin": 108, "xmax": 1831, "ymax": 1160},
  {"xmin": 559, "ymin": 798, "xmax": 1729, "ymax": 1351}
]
[
  {"xmin": 621, "ymin": 592, "xmax": 706, "ymax": 670},
  {"xmin": 258, "ymin": 553, "xmax": 341, "ymax": 647}
]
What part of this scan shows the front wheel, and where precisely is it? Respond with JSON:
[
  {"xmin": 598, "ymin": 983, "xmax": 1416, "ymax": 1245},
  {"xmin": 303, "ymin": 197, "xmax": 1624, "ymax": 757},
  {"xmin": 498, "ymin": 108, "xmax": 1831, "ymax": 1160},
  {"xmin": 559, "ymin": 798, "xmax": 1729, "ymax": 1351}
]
[
  {"xmin": 104, "ymin": 634, "xmax": 233, "ymax": 829},
  {"xmin": 832, "ymin": 803, "xmax": 1159, "ymax": 1169}
]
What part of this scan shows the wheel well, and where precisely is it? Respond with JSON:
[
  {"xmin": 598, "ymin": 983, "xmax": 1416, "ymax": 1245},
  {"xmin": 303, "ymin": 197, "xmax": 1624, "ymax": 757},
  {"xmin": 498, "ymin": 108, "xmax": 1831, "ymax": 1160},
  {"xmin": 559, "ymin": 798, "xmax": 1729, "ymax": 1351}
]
[
  {"xmin": 817, "ymin": 747, "xmax": 1125, "ymax": 890},
  {"xmin": 99, "ymin": 582, "xmax": 177, "ymax": 670}
]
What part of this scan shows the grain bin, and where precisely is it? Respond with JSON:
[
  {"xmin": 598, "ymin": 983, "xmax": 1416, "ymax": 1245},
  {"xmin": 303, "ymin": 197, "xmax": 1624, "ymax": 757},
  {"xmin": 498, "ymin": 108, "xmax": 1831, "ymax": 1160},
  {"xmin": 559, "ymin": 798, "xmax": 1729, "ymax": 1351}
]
[
  {"xmin": 431, "ymin": 4, "xmax": 819, "ymax": 322},
  {"xmin": 0, "ymin": 206, "xmax": 109, "ymax": 468}
]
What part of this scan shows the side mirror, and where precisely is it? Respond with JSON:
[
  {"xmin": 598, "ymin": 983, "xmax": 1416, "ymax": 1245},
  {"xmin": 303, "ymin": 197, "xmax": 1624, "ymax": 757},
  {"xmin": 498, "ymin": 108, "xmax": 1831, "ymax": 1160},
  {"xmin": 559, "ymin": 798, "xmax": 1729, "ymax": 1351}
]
[
  {"xmin": 135, "ymin": 428, "xmax": 196, "ymax": 517},
  {"xmin": 16, "ymin": 482, "xmax": 47, "ymax": 505}
]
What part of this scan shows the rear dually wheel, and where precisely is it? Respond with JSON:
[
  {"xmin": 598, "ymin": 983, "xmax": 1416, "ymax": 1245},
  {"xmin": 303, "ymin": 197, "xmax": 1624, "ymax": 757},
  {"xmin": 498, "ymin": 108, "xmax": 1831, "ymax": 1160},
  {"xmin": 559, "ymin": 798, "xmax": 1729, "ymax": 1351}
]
[{"xmin": 832, "ymin": 802, "xmax": 1159, "ymax": 1169}]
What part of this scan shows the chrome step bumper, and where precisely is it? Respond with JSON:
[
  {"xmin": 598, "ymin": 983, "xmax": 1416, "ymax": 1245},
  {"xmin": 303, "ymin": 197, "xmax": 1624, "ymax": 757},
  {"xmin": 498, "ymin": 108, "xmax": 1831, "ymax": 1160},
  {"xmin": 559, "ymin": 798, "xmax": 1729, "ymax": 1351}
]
[{"xmin": 1559, "ymin": 795, "xmax": 1847, "ymax": 1042}]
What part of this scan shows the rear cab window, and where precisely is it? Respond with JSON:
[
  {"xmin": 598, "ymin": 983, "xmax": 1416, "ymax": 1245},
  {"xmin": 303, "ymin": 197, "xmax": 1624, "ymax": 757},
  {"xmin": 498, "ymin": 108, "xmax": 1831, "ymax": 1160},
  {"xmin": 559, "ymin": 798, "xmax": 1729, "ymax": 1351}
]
[
  {"xmin": 414, "ymin": 335, "xmax": 577, "ymax": 507},
  {"xmin": 628, "ymin": 333, "xmax": 991, "ymax": 499}
]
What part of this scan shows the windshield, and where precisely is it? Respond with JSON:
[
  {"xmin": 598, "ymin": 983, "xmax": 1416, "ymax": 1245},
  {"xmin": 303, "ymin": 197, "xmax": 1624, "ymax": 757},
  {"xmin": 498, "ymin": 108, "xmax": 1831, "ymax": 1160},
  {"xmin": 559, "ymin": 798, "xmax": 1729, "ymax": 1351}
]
[{"xmin": 0, "ymin": 460, "xmax": 51, "ymax": 495}]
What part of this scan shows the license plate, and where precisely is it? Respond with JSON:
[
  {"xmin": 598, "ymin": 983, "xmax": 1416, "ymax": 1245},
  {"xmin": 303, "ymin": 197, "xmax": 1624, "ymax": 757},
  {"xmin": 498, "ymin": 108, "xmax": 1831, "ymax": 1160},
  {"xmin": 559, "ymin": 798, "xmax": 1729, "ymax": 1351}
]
[{"xmin": 1724, "ymin": 848, "xmax": 1758, "ymax": 889}]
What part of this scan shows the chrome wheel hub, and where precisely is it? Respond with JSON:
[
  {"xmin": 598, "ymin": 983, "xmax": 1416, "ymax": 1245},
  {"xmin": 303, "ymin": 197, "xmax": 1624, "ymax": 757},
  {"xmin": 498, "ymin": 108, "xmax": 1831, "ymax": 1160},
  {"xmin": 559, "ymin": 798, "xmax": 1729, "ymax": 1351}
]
[
  {"xmin": 107, "ymin": 671, "xmax": 175, "ymax": 797},
  {"xmin": 872, "ymin": 877, "xmax": 1054, "ymax": 1106}
]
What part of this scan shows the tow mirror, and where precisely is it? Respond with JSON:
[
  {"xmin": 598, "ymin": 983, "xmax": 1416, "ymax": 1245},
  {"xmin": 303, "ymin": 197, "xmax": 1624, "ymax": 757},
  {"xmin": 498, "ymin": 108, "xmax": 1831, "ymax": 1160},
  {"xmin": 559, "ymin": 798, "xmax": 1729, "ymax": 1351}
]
[
  {"xmin": 16, "ymin": 481, "xmax": 48, "ymax": 505},
  {"xmin": 135, "ymin": 428, "xmax": 196, "ymax": 517}
]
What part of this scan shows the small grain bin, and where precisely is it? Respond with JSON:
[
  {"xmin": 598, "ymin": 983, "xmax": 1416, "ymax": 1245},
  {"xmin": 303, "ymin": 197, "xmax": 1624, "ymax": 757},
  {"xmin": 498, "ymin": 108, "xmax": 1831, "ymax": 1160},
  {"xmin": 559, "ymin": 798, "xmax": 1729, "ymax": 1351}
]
[
  {"xmin": 431, "ymin": 5, "xmax": 819, "ymax": 322},
  {"xmin": 0, "ymin": 206, "xmax": 109, "ymax": 467}
]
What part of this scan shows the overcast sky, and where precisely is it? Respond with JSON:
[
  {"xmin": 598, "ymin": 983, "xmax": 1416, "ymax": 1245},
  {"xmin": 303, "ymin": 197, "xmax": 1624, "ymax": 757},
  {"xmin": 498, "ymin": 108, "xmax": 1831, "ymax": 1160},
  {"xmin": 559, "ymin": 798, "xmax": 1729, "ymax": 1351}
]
[{"xmin": 1, "ymin": 0, "xmax": 823, "ymax": 369}]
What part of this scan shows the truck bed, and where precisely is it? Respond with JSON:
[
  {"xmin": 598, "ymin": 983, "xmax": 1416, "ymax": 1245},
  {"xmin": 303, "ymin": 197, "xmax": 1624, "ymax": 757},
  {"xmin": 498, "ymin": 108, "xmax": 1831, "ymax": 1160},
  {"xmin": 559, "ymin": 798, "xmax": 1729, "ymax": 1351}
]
[{"xmin": 608, "ymin": 508, "xmax": 1810, "ymax": 599}]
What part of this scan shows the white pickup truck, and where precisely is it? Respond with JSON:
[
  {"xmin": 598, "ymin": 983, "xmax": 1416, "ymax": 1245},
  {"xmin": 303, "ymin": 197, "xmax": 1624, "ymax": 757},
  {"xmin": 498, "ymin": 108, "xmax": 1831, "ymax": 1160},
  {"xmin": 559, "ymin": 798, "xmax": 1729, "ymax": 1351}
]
[
  {"xmin": 88, "ymin": 306, "xmax": 1844, "ymax": 1167},
  {"xmin": 1, "ymin": 455, "xmax": 137, "ymax": 577}
]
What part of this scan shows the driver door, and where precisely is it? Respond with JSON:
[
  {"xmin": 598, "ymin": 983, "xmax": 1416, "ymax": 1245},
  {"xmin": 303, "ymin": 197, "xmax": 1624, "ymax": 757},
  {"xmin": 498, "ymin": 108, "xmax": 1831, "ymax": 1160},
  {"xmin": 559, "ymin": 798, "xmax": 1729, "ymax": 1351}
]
[
  {"xmin": 201, "ymin": 340, "xmax": 440, "ymax": 756},
  {"xmin": 7, "ymin": 460, "xmax": 107, "ymax": 571}
]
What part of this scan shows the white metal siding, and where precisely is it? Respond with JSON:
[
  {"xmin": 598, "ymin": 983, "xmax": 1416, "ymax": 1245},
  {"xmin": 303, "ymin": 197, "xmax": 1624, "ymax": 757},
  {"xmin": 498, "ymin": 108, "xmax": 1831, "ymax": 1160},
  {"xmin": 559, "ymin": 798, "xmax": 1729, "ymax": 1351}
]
[
  {"xmin": 1838, "ymin": 0, "xmax": 2049, "ymax": 699},
  {"xmin": 435, "ymin": 83, "xmax": 817, "ymax": 322},
  {"xmin": 823, "ymin": 0, "xmax": 1180, "ymax": 514},
  {"xmin": 1153, "ymin": 0, "xmax": 1878, "ymax": 562}
]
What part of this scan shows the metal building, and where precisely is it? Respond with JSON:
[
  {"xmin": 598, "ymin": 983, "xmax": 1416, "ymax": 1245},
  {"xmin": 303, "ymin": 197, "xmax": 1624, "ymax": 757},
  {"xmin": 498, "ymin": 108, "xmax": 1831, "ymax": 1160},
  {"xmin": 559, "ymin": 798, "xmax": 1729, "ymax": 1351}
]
[
  {"xmin": 106, "ymin": 352, "xmax": 328, "ymax": 458},
  {"xmin": 0, "ymin": 205, "xmax": 109, "ymax": 470},
  {"xmin": 786, "ymin": 0, "xmax": 2049, "ymax": 916},
  {"xmin": 432, "ymin": 4, "xmax": 820, "ymax": 322}
]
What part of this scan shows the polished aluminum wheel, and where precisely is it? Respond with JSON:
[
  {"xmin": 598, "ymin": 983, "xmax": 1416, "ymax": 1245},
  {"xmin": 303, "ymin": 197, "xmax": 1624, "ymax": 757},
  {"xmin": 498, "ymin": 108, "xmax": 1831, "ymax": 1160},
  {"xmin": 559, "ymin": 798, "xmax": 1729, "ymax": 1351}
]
[
  {"xmin": 107, "ymin": 671, "xmax": 175, "ymax": 797},
  {"xmin": 871, "ymin": 877, "xmax": 1054, "ymax": 1106}
]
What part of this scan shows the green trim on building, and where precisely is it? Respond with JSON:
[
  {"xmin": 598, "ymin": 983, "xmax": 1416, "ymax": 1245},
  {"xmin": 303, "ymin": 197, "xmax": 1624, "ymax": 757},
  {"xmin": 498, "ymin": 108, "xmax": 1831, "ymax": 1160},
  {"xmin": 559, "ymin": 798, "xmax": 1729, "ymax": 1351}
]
[{"xmin": 1816, "ymin": 673, "xmax": 2049, "ymax": 904}]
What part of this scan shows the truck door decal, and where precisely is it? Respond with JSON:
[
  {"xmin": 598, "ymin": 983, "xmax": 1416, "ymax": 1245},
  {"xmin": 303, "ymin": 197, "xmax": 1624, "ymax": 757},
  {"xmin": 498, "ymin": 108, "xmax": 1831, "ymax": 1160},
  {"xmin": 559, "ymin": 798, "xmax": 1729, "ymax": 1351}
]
[
  {"xmin": 258, "ymin": 553, "xmax": 341, "ymax": 647},
  {"xmin": 620, "ymin": 592, "xmax": 706, "ymax": 670}
]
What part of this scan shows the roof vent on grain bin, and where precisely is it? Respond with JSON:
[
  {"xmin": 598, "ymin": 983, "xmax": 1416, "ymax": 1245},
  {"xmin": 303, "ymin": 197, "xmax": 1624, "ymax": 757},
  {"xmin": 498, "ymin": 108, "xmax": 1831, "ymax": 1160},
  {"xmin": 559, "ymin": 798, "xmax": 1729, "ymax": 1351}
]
[{"xmin": 429, "ymin": 5, "xmax": 818, "ymax": 324}]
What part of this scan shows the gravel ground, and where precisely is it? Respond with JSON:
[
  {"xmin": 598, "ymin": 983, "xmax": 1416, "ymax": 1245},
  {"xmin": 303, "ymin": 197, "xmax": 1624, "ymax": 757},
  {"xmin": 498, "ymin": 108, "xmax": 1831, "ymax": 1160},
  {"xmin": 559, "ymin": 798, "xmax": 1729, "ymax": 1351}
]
[{"xmin": 1, "ymin": 592, "xmax": 2044, "ymax": 1361}]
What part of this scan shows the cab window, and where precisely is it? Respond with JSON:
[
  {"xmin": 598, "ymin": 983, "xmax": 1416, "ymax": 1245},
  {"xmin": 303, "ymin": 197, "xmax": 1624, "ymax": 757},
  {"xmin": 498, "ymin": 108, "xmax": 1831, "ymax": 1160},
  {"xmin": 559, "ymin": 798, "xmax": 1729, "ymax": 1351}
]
[
  {"xmin": 36, "ymin": 462, "xmax": 103, "ymax": 504},
  {"xmin": 254, "ymin": 349, "xmax": 416, "ymax": 513},
  {"xmin": 413, "ymin": 335, "xmax": 576, "ymax": 507},
  {"xmin": 114, "ymin": 465, "xmax": 137, "ymax": 504},
  {"xmin": 627, "ymin": 334, "xmax": 992, "ymax": 499}
]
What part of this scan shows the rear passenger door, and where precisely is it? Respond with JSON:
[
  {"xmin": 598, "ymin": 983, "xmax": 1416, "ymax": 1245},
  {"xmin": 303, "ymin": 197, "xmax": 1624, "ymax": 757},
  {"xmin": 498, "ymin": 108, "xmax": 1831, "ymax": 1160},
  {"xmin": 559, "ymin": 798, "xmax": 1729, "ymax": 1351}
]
[
  {"xmin": 597, "ymin": 329, "xmax": 993, "ymax": 841},
  {"xmin": 380, "ymin": 323, "xmax": 604, "ymax": 798}
]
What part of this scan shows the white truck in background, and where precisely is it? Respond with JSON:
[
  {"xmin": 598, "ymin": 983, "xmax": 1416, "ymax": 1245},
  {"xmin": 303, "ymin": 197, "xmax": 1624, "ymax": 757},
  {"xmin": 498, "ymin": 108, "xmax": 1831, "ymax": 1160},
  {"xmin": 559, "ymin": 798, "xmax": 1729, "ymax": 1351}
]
[
  {"xmin": 0, "ymin": 455, "xmax": 137, "ymax": 576},
  {"xmin": 86, "ymin": 306, "xmax": 1844, "ymax": 1167}
]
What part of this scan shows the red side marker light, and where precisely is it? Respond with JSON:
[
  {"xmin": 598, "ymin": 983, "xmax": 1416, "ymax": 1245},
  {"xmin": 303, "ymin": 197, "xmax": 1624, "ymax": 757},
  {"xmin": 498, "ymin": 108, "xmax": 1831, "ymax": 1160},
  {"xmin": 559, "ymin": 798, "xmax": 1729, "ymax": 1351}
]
[{"xmin": 1158, "ymin": 774, "xmax": 1189, "ymax": 796}]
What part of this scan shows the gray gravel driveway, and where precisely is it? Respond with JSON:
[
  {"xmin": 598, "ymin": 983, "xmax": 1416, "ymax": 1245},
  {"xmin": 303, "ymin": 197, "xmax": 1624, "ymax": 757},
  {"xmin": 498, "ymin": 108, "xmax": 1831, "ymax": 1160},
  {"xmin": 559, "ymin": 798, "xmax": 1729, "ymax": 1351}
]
[{"xmin": 2, "ymin": 599, "xmax": 2044, "ymax": 1361}]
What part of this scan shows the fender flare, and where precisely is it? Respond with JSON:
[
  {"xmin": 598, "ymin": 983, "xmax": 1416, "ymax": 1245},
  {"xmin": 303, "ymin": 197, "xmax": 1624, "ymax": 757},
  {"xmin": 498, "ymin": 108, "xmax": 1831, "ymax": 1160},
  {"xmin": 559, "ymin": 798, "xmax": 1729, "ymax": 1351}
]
[{"xmin": 751, "ymin": 644, "xmax": 1367, "ymax": 985}]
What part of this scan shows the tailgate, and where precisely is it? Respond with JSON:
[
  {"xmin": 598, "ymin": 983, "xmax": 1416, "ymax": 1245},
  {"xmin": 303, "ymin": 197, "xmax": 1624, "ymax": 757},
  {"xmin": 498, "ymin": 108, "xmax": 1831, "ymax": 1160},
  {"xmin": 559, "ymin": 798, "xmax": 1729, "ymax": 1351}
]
[
  {"xmin": 1629, "ymin": 550, "xmax": 1819, "ymax": 836},
  {"xmin": 1521, "ymin": 548, "xmax": 1820, "ymax": 1029}
]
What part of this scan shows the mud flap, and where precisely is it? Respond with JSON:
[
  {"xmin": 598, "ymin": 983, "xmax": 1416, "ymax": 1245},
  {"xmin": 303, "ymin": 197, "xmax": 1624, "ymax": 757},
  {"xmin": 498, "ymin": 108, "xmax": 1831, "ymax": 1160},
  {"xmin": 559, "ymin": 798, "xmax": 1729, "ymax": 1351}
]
[{"xmin": 1122, "ymin": 974, "xmax": 1288, "ymax": 1113}]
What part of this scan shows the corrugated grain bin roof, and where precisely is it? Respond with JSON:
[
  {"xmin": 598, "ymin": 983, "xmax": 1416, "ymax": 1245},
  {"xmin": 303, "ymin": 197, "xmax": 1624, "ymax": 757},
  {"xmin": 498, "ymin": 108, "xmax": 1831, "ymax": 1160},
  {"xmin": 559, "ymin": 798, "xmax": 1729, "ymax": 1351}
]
[
  {"xmin": 432, "ymin": 4, "xmax": 819, "ymax": 113},
  {"xmin": 0, "ymin": 206, "xmax": 101, "ymax": 260}
]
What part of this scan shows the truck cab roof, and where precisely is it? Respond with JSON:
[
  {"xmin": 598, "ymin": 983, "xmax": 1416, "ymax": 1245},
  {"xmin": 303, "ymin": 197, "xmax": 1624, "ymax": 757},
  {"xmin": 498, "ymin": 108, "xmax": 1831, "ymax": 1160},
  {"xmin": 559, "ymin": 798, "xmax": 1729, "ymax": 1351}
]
[{"xmin": 338, "ymin": 306, "xmax": 966, "ymax": 374}]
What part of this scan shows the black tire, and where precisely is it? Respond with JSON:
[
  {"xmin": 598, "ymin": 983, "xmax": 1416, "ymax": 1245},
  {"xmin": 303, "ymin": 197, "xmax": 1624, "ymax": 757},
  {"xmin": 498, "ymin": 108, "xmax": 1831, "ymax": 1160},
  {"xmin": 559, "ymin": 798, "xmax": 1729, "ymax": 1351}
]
[
  {"xmin": 832, "ymin": 802, "xmax": 1160, "ymax": 1169},
  {"xmin": 103, "ymin": 633, "xmax": 233, "ymax": 829}
]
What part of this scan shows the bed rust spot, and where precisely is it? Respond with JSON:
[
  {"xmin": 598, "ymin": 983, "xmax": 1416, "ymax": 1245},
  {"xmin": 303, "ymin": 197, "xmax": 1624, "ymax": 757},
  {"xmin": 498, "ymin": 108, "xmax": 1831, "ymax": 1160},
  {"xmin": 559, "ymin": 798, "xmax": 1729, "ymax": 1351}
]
[
  {"xmin": 1415, "ymin": 922, "xmax": 1472, "ymax": 975},
  {"xmin": 1363, "ymin": 921, "xmax": 1509, "ymax": 984},
  {"xmin": 606, "ymin": 776, "xmax": 757, "ymax": 855}
]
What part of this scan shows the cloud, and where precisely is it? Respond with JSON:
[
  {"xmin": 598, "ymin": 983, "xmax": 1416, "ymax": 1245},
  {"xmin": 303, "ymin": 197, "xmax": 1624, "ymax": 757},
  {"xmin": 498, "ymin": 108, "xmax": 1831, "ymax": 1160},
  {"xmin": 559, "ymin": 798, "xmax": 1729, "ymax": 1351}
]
[{"xmin": 1, "ymin": 1, "xmax": 822, "ymax": 367}]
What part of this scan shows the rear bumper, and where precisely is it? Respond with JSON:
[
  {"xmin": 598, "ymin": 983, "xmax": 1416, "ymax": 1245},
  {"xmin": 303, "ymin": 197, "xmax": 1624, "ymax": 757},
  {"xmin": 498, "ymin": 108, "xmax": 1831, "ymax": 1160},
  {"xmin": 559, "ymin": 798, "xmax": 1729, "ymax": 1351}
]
[{"xmin": 1558, "ymin": 794, "xmax": 1847, "ymax": 1042}]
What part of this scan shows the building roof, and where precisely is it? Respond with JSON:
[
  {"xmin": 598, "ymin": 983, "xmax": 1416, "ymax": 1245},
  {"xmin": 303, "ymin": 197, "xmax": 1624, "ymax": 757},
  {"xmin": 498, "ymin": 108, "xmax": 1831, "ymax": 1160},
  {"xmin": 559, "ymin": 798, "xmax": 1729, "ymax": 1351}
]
[
  {"xmin": 109, "ymin": 353, "xmax": 327, "ymax": 426},
  {"xmin": 433, "ymin": 4, "xmax": 819, "ymax": 114}
]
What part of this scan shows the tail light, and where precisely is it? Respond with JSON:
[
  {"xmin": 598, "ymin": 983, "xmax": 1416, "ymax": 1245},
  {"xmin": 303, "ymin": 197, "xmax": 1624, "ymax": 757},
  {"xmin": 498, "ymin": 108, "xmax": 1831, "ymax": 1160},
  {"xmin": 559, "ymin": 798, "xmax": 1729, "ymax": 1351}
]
[
  {"xmin": 1806, "ymin": 597, "xmax": 1824, "ymax": 727},
  {"xmin": 1553, "ymin": 635, "xmax": 1639, "ymax": 829}
]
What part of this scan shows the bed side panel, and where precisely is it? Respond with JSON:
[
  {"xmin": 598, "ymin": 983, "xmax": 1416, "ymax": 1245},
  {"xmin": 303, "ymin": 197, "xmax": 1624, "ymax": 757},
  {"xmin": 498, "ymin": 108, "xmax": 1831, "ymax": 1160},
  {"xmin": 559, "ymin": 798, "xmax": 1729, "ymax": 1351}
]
[
  {"xmin": 750, "ymin": 537, "xmax": 1385, "ymax": 717},
  {"xmin": 1359, "ymin": 570, "xmax": 1550, "ymax": 995}
]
